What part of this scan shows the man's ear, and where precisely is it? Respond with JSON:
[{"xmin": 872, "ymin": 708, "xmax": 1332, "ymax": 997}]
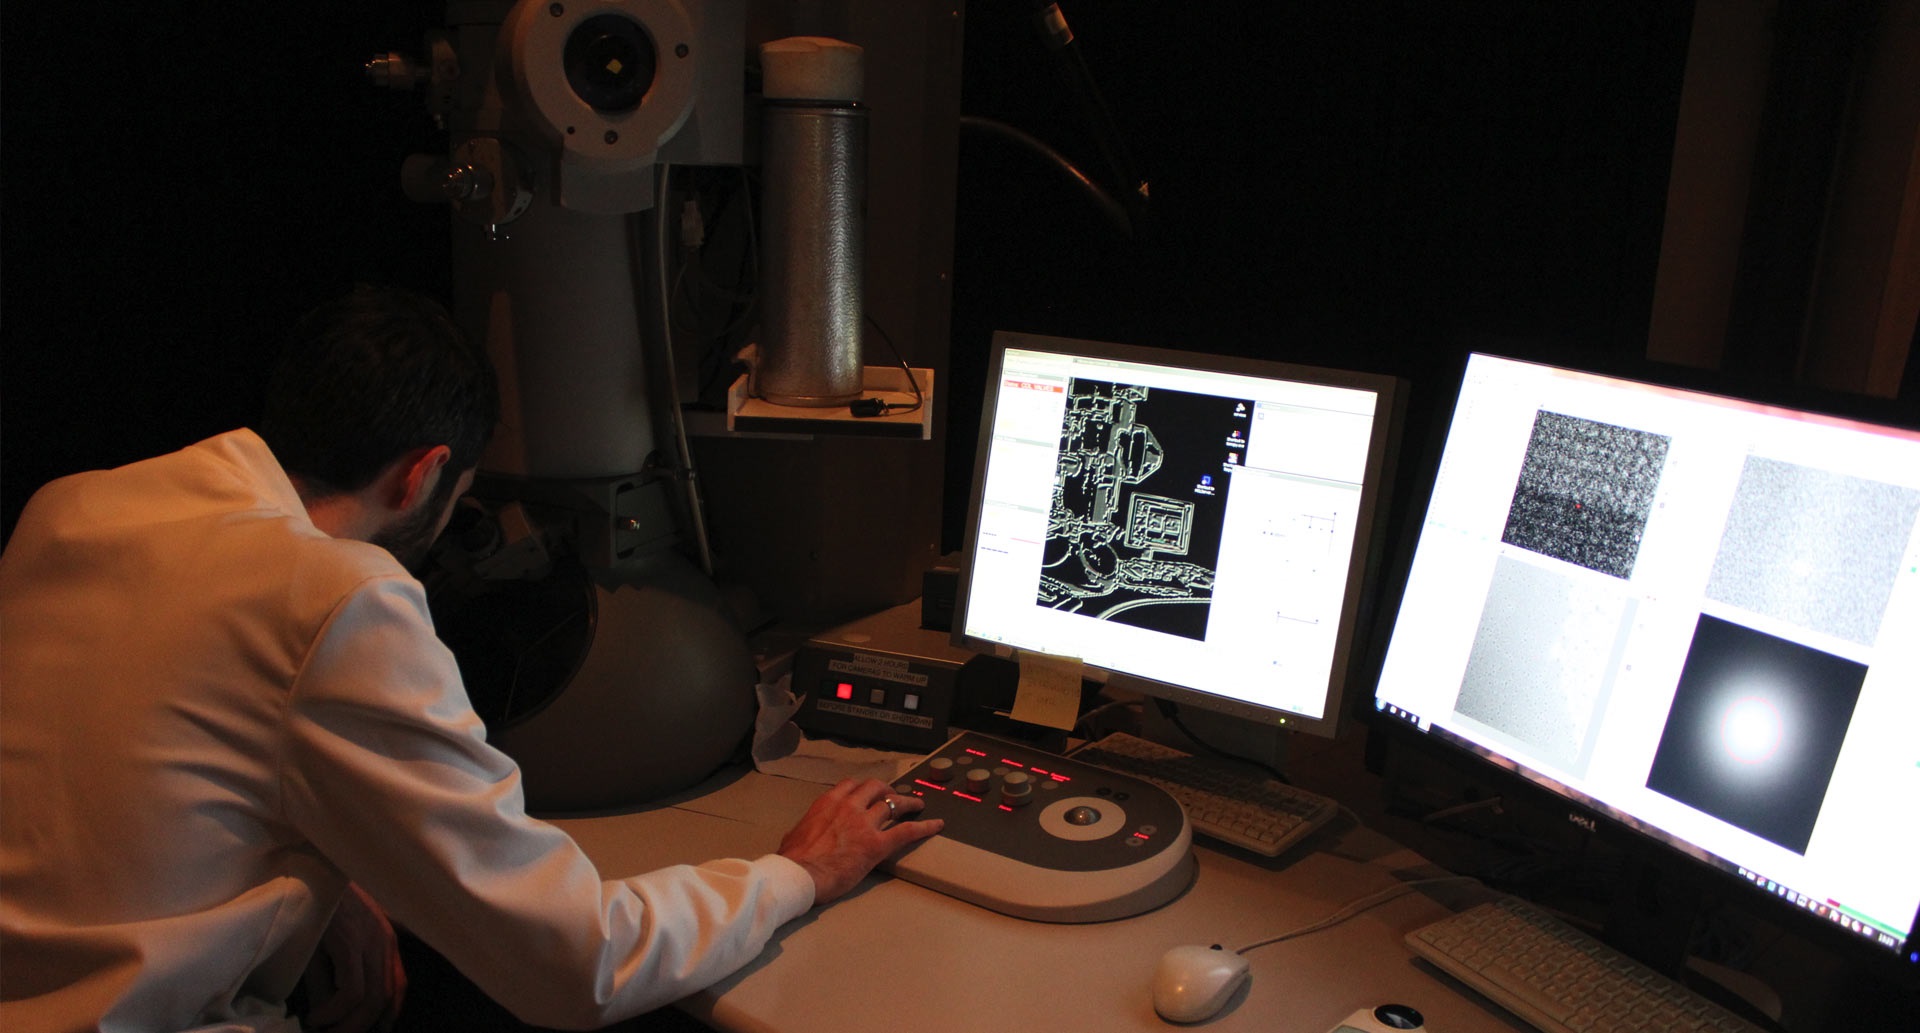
[{"xmin": 392, "ymin": 445, "xmax": 453, "ymax": 512}]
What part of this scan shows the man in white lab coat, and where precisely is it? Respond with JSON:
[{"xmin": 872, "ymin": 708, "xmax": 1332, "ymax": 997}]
[{"xmin": 0, "ymin": 285, "xmax": 941, "ymax": 1032}]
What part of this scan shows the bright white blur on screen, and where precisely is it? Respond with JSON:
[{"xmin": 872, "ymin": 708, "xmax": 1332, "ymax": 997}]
[{"xmin": 1373, "ymin": 352, "xmax": 1920, "ymax": 956}]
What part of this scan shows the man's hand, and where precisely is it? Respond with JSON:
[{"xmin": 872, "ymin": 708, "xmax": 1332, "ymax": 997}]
[
  {"xmin": 777, "ymin": 778, "xmax": 944, "ymax": 906},
  {"xmin": 301, "ymin": 881, "xmax": 407, "ymax": 1033}
]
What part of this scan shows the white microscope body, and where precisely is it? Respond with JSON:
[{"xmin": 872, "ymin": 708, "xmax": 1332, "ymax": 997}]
[{"xmin": 371, "ymin": 1, "xmax": 756, "ymax": 809}]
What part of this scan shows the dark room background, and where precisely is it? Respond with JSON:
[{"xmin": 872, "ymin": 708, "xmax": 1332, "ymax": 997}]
[{"xmin": 0, "ymin": 2, "xmax": 1772, "ymax": 544}]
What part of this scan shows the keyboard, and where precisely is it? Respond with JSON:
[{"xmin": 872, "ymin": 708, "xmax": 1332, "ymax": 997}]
[
  {"xmin": 1070, "ymin": 731, "xmax": 1337, "ymax": 856},
  {"xmin": 1406, "ymin": 897, "xmax": 1765, "ymax": 1033}
]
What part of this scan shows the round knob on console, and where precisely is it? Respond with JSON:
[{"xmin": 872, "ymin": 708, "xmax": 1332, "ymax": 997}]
[
  {"xmin": 964, "ymin": 767, "xmax": 993, "ymax": 796},
  {"xmin": 926, "ymin": 757, "xmax": 955, "ymax": 782},
  {"xmin": 1001, "ymin": 771, "xmax": 1033, "ymax": 807},
  {"xmin": 1374, "ymin": 1004, "xmax": 1425, "ymax": 1030}
]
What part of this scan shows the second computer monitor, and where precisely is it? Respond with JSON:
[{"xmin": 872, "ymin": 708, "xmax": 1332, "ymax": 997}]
[
  {"xmin": 952, "ymin": 331, "xmax": 1403, "ymax": 737},
  {"xmin": 1372, "ymin": 351, "xmax": 1920, "ymax": 967}
]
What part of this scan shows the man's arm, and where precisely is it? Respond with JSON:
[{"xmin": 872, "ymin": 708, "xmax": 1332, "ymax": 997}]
[
  {"xmin": 301, "ymin": 882, "xmax": 406, "ymax": 1033},
  {"xmin": 280, "ymin": 576, "xmax": 940, "ymax": 1028}
]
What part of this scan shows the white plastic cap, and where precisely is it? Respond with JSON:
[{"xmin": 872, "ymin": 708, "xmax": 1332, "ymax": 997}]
[{"xmin": 760, "ymin": 36, "xmax": 865, "ymax": 103}]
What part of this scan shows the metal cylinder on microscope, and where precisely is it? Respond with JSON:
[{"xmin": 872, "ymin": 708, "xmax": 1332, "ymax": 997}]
[{"xmin": 756, "ymin": 37, "xmax": 866, "ymax": 407}]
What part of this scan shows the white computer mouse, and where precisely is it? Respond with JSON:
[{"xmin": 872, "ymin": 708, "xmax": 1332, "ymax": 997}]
[{"xmin": 1152, "ymin": 943, "xmax": 1251, "ymax": 1023}]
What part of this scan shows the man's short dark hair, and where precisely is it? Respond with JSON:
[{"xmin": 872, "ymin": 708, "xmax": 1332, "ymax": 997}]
[{"xmin": 260, "ymin": 285, "xmax": 498, "ymax": 496}]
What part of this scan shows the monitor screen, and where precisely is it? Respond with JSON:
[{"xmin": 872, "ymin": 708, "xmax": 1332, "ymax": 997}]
[
  {"xmin": 1372, "ymin": 352, "xmax": 1920, "ymax": 963},
  {"xmin": 952, "ymin": 331, "xmax": 1403, "ymax": 737}
]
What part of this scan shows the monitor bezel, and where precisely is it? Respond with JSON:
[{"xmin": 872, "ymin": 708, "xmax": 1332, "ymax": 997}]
[
  {"xmin": 951, "ymin": 329, "xmax": 1405, "ymax": 739},
  {"xmin": 1358, "ymin": 346, "xmax": 1920, "ymax": 986}
]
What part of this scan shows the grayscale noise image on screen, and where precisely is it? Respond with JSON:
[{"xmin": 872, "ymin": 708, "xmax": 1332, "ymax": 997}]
[
  {"xmin": 1645, "ymin": 614, "xmax": 1868, "ymax": 855},
  {"xmin": 1705, "ymin": 456, "xmax": 1920, "ymax": 648},
  {"xmin": 1502, "ymin": 411, "xmax": 1670, "ymax": 580},
  {"xmin": 1454, "ymin": 554, "xmax": 1632, "ymax": 771},
  {"xmin": 1038, "ymin": 378, "xmax": 1247, "ymax": 642}
]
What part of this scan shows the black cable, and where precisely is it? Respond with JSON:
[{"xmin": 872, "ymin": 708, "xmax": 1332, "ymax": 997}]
[
  {"xmin": 1156, "ymin": 699, "xmax": 1294, "ymax": 786},
  {"xmin": 850, "ymin": 314, "xmax": 924, "ymax": 418},
  {"xmin": 1071, "ymin": 697, "xmax": 1139, "ymax": 739},
  {"xmin": 959, "ymin": 115, "xmax": 1133, "ymax": 238},
  {"xmin": 665, "ymin": 167, "xmax": 760, "ymax": 408},
  {"xmin": 1024, "ymin": 2, "xmax": 1148, "ymax": 224}
]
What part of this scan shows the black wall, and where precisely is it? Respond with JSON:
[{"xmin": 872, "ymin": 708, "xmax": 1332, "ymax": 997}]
[
  {"xmin": 2, "ymin": 4, "xmax": 450, "ymax": 537},
  {"xmin": 942, "ymin": 2, "xmax": 1694, "ymax": 548},
  {"xmin": 3, "ymin": 3, "xmax": 1695, "ymax": 542}
]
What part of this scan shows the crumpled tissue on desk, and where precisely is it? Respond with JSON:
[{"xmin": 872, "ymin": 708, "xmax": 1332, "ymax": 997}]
[{"xmin": 752, "ymin": 674, "xmax": 920, "ymax": 785}]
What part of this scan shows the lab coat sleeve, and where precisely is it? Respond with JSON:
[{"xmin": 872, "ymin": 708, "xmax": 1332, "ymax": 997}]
[{"xmin": 276, "ymin": 573, "xmax": 815, "ymax": 1030}]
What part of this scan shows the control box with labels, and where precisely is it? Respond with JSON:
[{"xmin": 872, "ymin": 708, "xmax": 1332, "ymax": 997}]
[{"xmin": 791, "ymin": 601, "xmax": 976, "ymax": 752}]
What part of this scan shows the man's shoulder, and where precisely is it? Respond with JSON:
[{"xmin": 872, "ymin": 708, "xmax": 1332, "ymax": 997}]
[
  {"xmin": 3, "ymin": 430, "xmax": 410, "ymax": 608},
  {"xmin": 282, "ymin": 528, "xmax": 415, "ymax": 607},
  {"xmin": 18, "ymin": 429, "xmax": 294, "ymax": 526}
]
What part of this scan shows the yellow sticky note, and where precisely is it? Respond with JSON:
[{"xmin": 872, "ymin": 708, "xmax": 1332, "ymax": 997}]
[{"xmin": 1011, "ymin": 651, "xmax": 1083, "ymax": 731}]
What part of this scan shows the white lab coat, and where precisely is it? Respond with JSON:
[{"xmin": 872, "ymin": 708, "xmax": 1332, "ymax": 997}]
[{"xmin": 0, "ymin": 430, "xmax": 813, "ymax": 1032}]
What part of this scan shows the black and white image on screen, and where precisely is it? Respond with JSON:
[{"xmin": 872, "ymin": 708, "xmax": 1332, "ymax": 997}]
[
  {"xmin": 1644, "ymin": 614, "xmax": 1869, "ymax": 856},
  {"xmin": 1501, "ymin": 411, "xmax": 1670, "ymax": 581},
  {"xmin": 1038, "ymin": 378, "xmax": 1246, "ymax": 643},
  {"xmin": 1705, "ymin": 456, "xmax": 1920, "ymax": 648},
  {"xmin": 1454, "ymin": 554, "xmax": 1635, "ymax": 772}
]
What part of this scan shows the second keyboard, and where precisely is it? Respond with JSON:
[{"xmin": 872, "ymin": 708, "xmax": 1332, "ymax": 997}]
[
  {"xmin": 1406, "ymin": 897, "xmax": 1765, "ymax": 1033},
  {"xmin": 1071, "ymin": 731, "xmax": 1338, "ymax": 856}
]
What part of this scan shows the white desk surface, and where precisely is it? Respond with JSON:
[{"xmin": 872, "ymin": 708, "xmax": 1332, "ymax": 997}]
[{"xmin": 550, "ymin": 767, "xmax": 1530, "ymax": 1033}]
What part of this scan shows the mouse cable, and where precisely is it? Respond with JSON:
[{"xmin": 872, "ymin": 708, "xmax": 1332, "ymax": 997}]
[{"xmin": 1232, "ymin": 876, "xmax": 1483, "ymax": 957}]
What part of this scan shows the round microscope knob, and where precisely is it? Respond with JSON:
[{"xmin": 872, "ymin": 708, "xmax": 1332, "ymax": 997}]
[
  {"xmin": 964, "ymin": 767, "xmax": 994, "ymax": 796},
  {"xmin": 1000, "ymin": 771, "xmax": 1033, "ymax": 807},
  {"xmin": 442, "ymin": 164, "xmax": 494, "ymax": 203},
  {"xmin": 926, "ymin": 757, "xmax": 955, "ymax": 782}
]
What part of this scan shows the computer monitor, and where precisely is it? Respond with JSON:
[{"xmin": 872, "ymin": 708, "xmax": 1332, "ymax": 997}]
[
  {"xmin": 951, "ymin": 330, "xmax": 1404, "ymax": 737},
  {"xmin": 1370, "ymin": 351, "xmax": 1920, "ymax": 978}
]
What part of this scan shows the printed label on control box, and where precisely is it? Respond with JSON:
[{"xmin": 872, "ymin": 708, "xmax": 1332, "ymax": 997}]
[
  {"xmin": 827, "ymin": 654, "xmax": 931, "ymax": 687},
  {"xmin": 814, "ymin": 699, "xmax": 936, "ymax": 729}
]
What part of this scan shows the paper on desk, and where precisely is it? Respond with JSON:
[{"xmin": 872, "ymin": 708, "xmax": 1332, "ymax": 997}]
[
  {"xmin": 1011, "ymin": 650, "xmax": 1083, "ymax": 731},
  {"xmin": 750, "ymin": 674, "xmax": 919, "ymax": 785}
]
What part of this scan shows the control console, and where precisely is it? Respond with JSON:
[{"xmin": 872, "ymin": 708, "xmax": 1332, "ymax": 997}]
[{"xmin": 882, "ymin": 731, "xmax": 1195, "ymax": 922}]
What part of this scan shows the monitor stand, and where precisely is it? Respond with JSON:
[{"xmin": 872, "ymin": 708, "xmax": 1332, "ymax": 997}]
[
  {"xmin": 1601, "ymin": 847, "xmax": 1704, "ymax": 978},
  {"xmin": 1601, "ymin": 842, "xmax": 1785, "ymax": 1025}
]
